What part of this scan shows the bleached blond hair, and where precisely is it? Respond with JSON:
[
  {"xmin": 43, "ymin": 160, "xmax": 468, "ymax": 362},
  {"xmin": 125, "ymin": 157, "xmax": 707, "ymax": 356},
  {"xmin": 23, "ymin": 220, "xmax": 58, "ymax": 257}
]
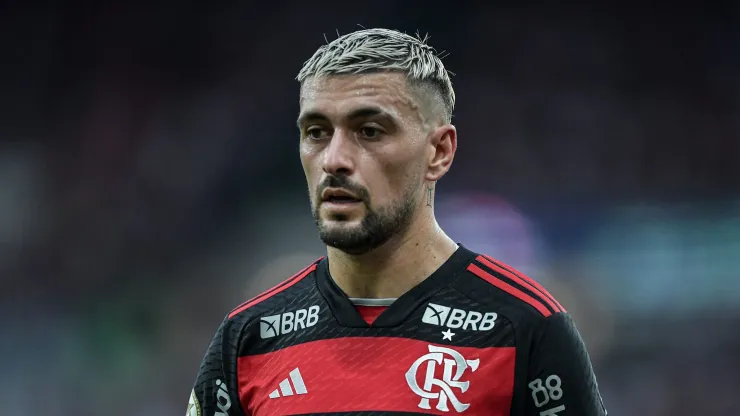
[{"xmin": 296, "ymin": 28, "xmax": 455, "ymax": 123}]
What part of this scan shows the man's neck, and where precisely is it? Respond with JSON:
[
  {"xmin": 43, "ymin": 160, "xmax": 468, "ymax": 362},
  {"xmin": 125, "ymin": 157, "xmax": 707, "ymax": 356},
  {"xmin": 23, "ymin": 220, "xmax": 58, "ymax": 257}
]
[{"xmin": 326, "ymin": 214, "xmax": 458, "ymax": 299}]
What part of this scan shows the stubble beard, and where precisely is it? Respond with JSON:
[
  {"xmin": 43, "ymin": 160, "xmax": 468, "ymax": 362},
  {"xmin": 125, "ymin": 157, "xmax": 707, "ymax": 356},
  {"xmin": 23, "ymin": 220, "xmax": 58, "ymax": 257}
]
[{"xmin": 312, "ymin": 186, "xmax": 419, "ymax": 256}]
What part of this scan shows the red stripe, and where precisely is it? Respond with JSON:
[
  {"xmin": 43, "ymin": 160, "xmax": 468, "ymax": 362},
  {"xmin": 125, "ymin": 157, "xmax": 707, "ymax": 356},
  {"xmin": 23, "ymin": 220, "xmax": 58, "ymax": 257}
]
[
  {"xmin": 467, "ymin": 264, "xmax": 552, "ymax": 317},
  {"xmin": 476, "ymin": 256, "xmax": 561, "ymax": 313},
  {"xmin": 229, "ymin": 261, "xmax": 315, "ymax": 318},
  {"xmin": 228, "ymin": 262, "xmax": 319, "ymax": 319},
  {"xmin": 238, "ymin": 337, "xmax": 515, "ymax": 415},
  {"xmin": 482, "ymin": 254, "xmax": 565, "ymax": 313}
]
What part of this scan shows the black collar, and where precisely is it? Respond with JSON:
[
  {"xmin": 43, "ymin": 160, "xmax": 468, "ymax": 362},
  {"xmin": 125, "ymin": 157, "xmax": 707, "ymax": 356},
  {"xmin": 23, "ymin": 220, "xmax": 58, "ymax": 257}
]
[{"xmin": 316, "ymin": 244, "xmax": 477, "ymax": 328}]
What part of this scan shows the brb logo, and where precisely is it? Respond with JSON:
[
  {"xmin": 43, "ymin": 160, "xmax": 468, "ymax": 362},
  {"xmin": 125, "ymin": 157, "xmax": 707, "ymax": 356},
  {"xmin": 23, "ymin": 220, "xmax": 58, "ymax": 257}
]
[
  {"xmin": 405, "ymin": 345, "xmax": 480, "ymax": 413},
  {"xmin": 260, "ymin": 305, "xmax": 320, "ymax": 339},
  {"xmin": 422, "ymin": 303, "xmax": 497, "ymax": 331}
]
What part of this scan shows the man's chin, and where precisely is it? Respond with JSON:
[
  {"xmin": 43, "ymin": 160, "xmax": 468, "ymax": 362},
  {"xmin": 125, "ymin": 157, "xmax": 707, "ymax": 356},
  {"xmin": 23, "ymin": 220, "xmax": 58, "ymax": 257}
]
[
  {"xmin": 318, "ymin": 214, "xmax": 363, "ymax": 227},
  {"xmin": 317, "ymin": 221, "xmax": 362, "ymax": 238},
  {"xmin": 321, "ymin": 240, "xmax": 375, "ymax": 256},
  {"xmin": 318, "ymin": 227, "xmax": 371, "ymax": 253}
]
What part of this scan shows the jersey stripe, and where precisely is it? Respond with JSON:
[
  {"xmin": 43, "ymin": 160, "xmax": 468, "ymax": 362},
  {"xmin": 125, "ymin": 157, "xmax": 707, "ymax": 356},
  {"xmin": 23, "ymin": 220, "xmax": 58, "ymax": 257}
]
[
  {"xmin": 228, "ymin": 259, "xmax": 321, "ymax": 319},
  {"xmin": 481, "ymin": 254, "xmax": 566, "ymax": 312},
  {"xmin": 238, "ymin": 337, "xmax": 515, "ymax": 415},
  {"xmin": 467, "ymin": 263, "xmax": 553, "ymax": 317},
  {"xmin": 477, "ymin": 255, "xmax": 563, "ymax": 313}
]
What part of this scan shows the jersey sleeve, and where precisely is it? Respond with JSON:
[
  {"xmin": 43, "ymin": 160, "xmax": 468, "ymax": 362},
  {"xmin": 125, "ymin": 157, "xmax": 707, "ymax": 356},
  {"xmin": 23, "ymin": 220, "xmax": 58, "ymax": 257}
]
[
  {"xmin": 187, "ymin": 315, "xmax": 245, "ymax": 416},
  {"xmin": 523, "ymin": 313, "xmax": 607, "ymax": 416}
]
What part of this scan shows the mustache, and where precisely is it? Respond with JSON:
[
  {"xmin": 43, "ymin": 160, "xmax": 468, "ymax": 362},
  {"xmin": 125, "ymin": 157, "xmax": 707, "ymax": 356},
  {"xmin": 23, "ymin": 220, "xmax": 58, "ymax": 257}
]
[{"xmin": 317, "ymin": 175, "xmax": 369, "ymax": 202}]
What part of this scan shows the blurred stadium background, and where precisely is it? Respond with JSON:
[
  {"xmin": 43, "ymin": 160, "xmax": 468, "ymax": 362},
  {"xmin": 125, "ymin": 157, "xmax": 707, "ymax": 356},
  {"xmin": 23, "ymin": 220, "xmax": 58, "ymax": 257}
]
[{"xmin": 1, "ymin": 3, "xmax": 739, "ymax": 415}]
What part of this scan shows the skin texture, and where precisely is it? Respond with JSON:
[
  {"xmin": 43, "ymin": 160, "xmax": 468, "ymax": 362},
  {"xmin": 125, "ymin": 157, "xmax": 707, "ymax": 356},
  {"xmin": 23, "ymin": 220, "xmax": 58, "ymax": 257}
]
[{"xmin": 298, "ymin": 72, "xmax": 459, "ymax": 299}]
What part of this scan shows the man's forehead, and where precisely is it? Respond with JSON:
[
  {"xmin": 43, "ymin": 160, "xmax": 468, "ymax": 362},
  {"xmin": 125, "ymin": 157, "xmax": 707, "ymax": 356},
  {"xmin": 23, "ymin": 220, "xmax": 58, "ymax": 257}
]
[
  {"xmin": 300, "ymin": 74, "xmax": 413, "ymax": 104},
  {"xmin": 299, "ymin": 73, "xmax": 419, "ymax": 118},
  {"xmin": 301, "ymin": 72, "xmax": 406, "ymax": 92}
]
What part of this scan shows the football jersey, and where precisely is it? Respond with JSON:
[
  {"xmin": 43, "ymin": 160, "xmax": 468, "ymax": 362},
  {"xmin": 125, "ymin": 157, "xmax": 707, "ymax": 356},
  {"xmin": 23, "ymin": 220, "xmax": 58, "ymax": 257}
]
[{"xmin": 186, "ymin": 245, "xmax": 607, "ymax": 415}]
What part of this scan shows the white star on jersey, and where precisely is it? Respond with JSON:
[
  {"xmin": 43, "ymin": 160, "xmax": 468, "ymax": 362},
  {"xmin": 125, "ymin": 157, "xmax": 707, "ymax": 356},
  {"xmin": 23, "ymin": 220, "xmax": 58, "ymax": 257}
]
[{"xmin": 442, "ymin": 329, "xmax": 455, "ymax": 340}]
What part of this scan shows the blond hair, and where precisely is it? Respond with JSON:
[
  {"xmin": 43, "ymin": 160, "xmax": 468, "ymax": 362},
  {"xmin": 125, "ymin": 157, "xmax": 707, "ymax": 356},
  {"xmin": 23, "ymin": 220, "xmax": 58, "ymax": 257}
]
[{"xmin": 297, "ymin": 28, "xmax": 455, "ymax": 123}]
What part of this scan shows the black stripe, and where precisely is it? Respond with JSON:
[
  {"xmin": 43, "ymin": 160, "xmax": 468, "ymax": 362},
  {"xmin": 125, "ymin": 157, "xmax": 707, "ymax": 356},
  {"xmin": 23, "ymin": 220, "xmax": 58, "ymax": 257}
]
[
  {"xmin": 472, "ymin": 259, "xmax": 558, "ymax": 315},
  {"xmin": 485, "ymin": 256, "xmax": 562, "ymax": 312}
]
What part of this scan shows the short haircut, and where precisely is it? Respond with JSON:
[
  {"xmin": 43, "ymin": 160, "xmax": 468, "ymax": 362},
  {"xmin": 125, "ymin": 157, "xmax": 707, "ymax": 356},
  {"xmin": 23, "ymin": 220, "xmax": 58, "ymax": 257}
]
[{"xmin": 296, "ymin": 28, "xmax": 455, "ymax": 123}]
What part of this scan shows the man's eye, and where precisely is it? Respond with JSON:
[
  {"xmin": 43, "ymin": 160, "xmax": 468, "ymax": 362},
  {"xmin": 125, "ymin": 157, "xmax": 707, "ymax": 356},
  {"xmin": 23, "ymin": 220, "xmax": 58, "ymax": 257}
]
[
  {"xmin": 306, "ymin": 128, "xmax": 327, "ymax": 140},
  {"xmin": 359, "ymin": 127, "xmax": 381, "ymax": 139}
]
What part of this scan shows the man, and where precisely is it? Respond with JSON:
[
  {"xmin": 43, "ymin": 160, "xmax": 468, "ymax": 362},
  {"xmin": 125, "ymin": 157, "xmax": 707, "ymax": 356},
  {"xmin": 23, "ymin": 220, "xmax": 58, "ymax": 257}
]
[{"xmin": 187, "ymin": 28, "xmax": 607, "ymax": 416}]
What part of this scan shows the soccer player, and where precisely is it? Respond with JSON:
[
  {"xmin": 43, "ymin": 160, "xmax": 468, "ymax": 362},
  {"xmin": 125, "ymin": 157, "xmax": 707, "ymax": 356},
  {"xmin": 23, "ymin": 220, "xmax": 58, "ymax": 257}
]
[{"xmin": 186, "ymin": 28, "xmax": 607, "ymax": 416}]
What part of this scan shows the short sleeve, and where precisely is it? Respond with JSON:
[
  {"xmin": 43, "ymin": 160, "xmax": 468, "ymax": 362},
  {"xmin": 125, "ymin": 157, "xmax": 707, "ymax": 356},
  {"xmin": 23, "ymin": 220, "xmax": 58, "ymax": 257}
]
[
  {"xmin": 187, "ymin": 316, "xmax": 245, "ymax": 416},
  {"xmin": 523, "ymin": 313, "xmax": 607, "ymax": 415}
]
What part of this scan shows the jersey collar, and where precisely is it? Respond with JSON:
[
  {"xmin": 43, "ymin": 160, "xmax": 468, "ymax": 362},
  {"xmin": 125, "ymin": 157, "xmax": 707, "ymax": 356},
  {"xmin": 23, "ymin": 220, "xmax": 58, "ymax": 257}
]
[{"xmin": 316, "ymin": 244, "xmax": 477, "ymax": 328}]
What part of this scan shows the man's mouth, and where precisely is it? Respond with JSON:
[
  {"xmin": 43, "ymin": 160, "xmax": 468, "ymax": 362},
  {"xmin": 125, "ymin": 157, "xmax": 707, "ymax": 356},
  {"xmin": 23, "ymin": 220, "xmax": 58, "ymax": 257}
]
[
  {"xmin": 325, "ymin": 195, "xmax": 361, "ymax": 204},
  {"xmin": 321, "ymin": 188, "xmax": 362, "ymax": 204}
]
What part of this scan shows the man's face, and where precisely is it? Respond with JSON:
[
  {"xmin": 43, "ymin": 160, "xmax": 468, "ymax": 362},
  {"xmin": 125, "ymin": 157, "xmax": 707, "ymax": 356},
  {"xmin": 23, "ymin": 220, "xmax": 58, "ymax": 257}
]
[{"xmin": 298, "ymin": 72, "xmax": 430, "ymax": 254}]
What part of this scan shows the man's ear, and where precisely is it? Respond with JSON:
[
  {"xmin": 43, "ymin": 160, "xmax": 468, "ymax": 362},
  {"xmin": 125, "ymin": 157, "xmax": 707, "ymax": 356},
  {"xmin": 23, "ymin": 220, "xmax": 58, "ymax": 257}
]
[{"xmin": 426, "ymin": 124, "xmax": 457, "ymax": 182}]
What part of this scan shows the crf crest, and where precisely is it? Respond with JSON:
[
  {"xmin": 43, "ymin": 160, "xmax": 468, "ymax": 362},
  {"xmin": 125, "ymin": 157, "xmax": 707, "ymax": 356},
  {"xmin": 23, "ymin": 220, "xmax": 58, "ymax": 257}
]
[{"xmin": 405, "ymin": 345, "xmax": 480, "ymax": 413}]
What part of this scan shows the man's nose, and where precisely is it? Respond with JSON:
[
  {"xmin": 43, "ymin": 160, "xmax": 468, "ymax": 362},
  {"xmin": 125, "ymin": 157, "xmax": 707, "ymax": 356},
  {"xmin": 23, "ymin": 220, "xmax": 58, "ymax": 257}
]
[{"xmin": 321, "ymin": 129, "xmax": 356, "ymax": 176}]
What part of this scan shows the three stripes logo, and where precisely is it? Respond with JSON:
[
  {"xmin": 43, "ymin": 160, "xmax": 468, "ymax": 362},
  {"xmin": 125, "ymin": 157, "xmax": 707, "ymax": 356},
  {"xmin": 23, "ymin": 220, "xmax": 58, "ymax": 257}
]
[
  {"xmin": 269, "ymin": 368, "xmax": 308, "ymax": 399},
  {"xmin": 466, "ymin": 255, "xmax": 565, "ymax": 317}
]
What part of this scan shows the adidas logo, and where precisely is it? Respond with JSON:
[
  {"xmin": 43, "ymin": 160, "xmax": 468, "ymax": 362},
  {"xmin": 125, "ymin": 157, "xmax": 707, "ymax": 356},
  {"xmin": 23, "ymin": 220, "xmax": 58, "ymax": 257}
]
[{"xmin": 269, "ymin": 368, "xmax": 307, "ymax": 399}]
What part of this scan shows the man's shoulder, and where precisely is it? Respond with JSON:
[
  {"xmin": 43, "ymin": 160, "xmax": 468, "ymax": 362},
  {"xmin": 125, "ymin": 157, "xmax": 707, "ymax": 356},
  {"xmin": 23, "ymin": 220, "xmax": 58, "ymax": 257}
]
[
  {"xmin": 226, "ymin": 257, "xmax": 324, "ymax": 324},
  {"xmin": 452, "ymin": 250, "xmax": 566, "ymax": 325}
]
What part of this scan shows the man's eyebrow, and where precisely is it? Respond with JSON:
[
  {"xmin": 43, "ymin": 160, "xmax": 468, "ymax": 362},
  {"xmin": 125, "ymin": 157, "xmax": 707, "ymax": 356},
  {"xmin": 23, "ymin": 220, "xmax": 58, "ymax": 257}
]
[
  {"xmin": 296, "ymin": 111, "xmax": 327, "ymax": 128},
  {"xmin": 346, "ymin": 107, "xmax": 389, "ymax": 121},
  {"xmin": 297, "ymin": 107, "xmax": 395, "ymax": 128}
]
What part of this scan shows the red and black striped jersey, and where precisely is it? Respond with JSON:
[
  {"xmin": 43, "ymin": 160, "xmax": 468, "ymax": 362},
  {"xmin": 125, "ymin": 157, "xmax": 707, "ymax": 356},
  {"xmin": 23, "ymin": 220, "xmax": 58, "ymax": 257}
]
[{"xmin": 186, "ymin": 245, "xmax": 607, "ymax": 416}]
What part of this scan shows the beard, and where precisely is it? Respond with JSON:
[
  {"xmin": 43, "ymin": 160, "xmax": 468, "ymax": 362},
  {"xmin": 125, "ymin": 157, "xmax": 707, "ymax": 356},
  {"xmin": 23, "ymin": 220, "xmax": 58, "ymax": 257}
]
[{"xmin": 311, "ymin": 175, "xmax": 419, "ymax": 255}]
